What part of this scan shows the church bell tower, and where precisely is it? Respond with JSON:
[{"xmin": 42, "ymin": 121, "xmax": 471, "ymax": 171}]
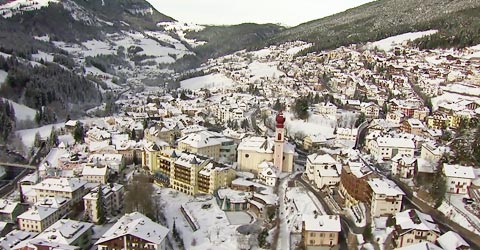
[{"xmin": 273, "ymin": 111, "xmax": 285, "ymax": 172}]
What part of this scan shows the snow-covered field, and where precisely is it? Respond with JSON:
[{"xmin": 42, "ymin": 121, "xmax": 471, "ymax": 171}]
[
  {"xmin": 367, "ymin": 30, "xmax": 438, "ymax": 51},
  {"xmin": 53, "ymin": 30, "xmax": 192, "ymax": 64},
  {"xmin": 1, "ymin": 98, "xmax": 37, "ymax": 121},
  {"xmin": 31, "ymin": 51, "xmax": 54, "ymax": 63},
  {"xmin": 16, "ymin": 122, "xmax": 65, "ymax": 148},
  {"xmin": 247, "ymin": 61, "xmax": 285, "ymax": 81},
  {"xmin": 180, "ymin": 73, "xmax": 237, "ymax": 90},
  {"xmin": 0, "ymin": 0, "xmax": 58, "ymax": 18},
  {"xmin": 157, "ymin": 21, "xmax": 207, "ymax": 47}
]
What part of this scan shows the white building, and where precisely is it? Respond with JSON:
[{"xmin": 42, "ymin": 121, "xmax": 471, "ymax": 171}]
[
  {"xmin": 32, "ymin": 178, "xmax": 87, "ymax": 205},
  {"xmin": 315, "ymin": 102, "xmax": 337, "ymax": 115},
  {"xmin": 393, "ymin": 209, "xmax": 440, "ymax": 248},
  {"xmin": 335, "ymin": 127, "xmax": 358, "ymax": 142},
  {"xmin": 368, "ymin": 178, "xmax": 404, "ymax": 218},
  {"xmin": 306, "ymin": 153, "xmax": 337, "ymax": 184},
  {"xmin": 368, "ymin": 137, "xmax": 415, "ymax": 160},
  {"xmin": 391, "ymin": 154, "xmax": 417, "ymax": 179},
  {"xmin": 437, "ymin": 231, "xmax": 470, "ymax": 250},
  {"xmin": 81, "ymin": 164, "xmax": 109, "ymax": 184},
  {"xmin": 258, "ymin": 162, "xmax": 278, "ymax": 187},
  {"xmin": 25, "ymin": 219, "xmax": 94, "ymax": 249},
  {"xmin": 95, "ymin": 212, "xmax": 169, "ymax": 250},
  {"xmin": 443, "ymin": 164, "xmax": 475, "ymax": 194},
  {"xmin": 17, "ymin": 197, "xmax": 70, "ymax": 233},
  {"xmin": 83, "ymin": 184, "xmax": 124, "ymax": 223}
]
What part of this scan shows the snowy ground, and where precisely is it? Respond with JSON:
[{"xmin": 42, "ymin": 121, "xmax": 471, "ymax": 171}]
[
  {"xmin": 283, "ymin": 112, "xmax": 335, "ymax": 138},
  {"xmin": 0, "ymin": 0, "xmax": 58, "ymax": 18},
  {"xmin": 156, "ymin": 188, "xmax": 246, "ymax": 250},
  {"xmin": 180, "ymin": 73, "xmax": 237, "ymax": 90},
  {"xmin": 1, "ymin": 98, "xmax": 37, "ymax": 122},
  {"xmin": 438, "ymin": 198, "xmax": 480, "ymax": 235},
  {"xmin": 247, "ymin": 61, "xmax": 285, "ymax": 81},
  {"xmin": 225, "ymin": 211, "xmax": 253, "ymax": 225},
  {"xmin": 32, "ymin": 51, "xmax": 54, "ymax": 63},
  {"xmin": 372, "ymin": 217, "xmax": 394, "ymax": 250},
  {"xmin": 157, "ymin": 21, "xmax": 207, "ymax": 48},
  {"xmin": 366, "ymin": 30, "xmax": 438, "ymax": 51}
]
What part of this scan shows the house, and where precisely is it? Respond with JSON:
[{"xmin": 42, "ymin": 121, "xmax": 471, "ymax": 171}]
[
  {"xmin": 437, "ymin": 231, "xmax": 470, "ymax": 250},
  {"xmin": 32, "ymin": 178, "xmax": 87, "ymax": 205},
  {"xmin": 392, "ymin": 209, "xmax": 440, "ymax": 248},
  {"xmin": 17, "ymin": 219, "xmax": 94, "ymax": 250},
  {"xmin": 177, "ymin": 130, "xmax": 236, "ymax": 163},
  {"xmin": 258, "ymin": 161, "xmax": 279, "ymax": 187},
  {"xmin": 367, "ymin": 178, "xmax": 404, "ymax": 218},
  {"xmin": 83, "ymin": 184, "xmax": 124, "ymax": 223},
  {"xmin": 302, "ymin": 215, "xmax": 341, "ymax": 249},
  {"xmin": 394, "ymin": 242, "xmax": 443, "ymax": 250},
  {"xmin": 81, "ymin": 164, "xmax": 109, "ymax": 184},
  {"xmin": 391, "ymin": 154, "xmax": 417, "ymax": 179},
  {"xmin": 305, "ymin": 153, "xmax": 337, "ymax": 184},
  {"xmin": 401, "ymin": 118, "xmax": 425, "ymax": 136},
  {"xmin": 0, "ymin": 230, "xmax": 37, "ymax": 250},
  {"xmin": 335, "ymin": 127, "xmax": 358, "ymax": 142},
  {"xmin": 443, "ymin": 164, "xmax": 475, "ymax": 194},
  {"xmin": 368, "ymin": 137, "xmax": 415, "ymax": 160},
  {"xmin": 0, "ymin": 199, "xmax": 26, "ymax": 223},
  {"xmin": 17, "ymin": 197, "xmax": 71, "ymax": 233},
  {"xmin": 303, "ymin": 134, "xmax": 330, "ymax": 152},
  {"xmin": 95, "ymin": 212, "xmax": 169, "ymax": 250},
  {"xmin": 315, "ymin": 102, "xmax": 337, "ymax": 115},
  {"xmin": 361, "ymin": 102, "xmax": 380, "ymax": 118},
  {"xmin": 339, "ymin": 161, "xmax": 374, "ymax": 208},
  {"xmin": 420, "ymin": 142, "xmax": 445, "ymax": 163}
]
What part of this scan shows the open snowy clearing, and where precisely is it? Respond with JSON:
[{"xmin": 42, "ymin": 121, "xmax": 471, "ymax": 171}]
[
  {"xmin": 366, "ymin": 30, "xmax": 438, "ymax": 51},
  {"xmin": 0, "ymin": 0, "xmax": 58, "ymax": 18},
  {"xmin": 180, "ymin": 73, "xmax": 237, "ymax": 90},
  {"xmin": 247, "ymin": 61, "xmax": 285, "ymax": 81},
  {"xmin": 1, "ymin": 98, "xmax": 37, "ymax": 122}
]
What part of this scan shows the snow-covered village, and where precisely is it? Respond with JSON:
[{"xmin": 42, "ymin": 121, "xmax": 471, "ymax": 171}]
[{"xmin": 1, "ymin": 0, "xmax": 480, "ymax": 250}]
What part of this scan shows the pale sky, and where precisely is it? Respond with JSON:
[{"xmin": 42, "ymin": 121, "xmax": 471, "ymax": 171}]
[{"xmin": 146, "ymin": 0, "xmax": 375, "ymax": 27}]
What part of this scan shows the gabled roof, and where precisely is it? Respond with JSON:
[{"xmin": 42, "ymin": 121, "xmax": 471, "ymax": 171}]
[{"xmin": 96, "ymin": 212, "xmax": 169, "ymax": 245}]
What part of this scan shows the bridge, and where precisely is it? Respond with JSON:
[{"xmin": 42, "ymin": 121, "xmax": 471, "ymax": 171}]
[{"xmin": 0, "ymin": 162, "xmax": 37, "ymax": 170}]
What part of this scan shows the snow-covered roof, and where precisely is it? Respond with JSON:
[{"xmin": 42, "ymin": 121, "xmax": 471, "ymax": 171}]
[
  {"xmin": 33, "ymin": 178, "xmax": 86, "ymax": 193},
  {"xmin": 307, "ymin": 153, "xmax": 337, "ymax": 165},
  {"xmin": 318, "ymin": 165, "xmax": 339, "ymax": 177},
  {"xmin": 395, "ymin": 209, "xmax": 440, "ymax": 233},
  {"xmin": 376, "ymin": 137, "xmax": 415, "ymax": 149},
  {"xmin": 367, "ymin": 178, "xmax": 405, "ymax": 196},
  {"xmin": 217, "ymin": 188, "xmax": 250, "ymax": 203},
  {"xmin": 18, "ymin": 206, "xmax": 57, "ymax": 221},
  {"xmin": 12, "ymin": 238, "xmax": 78, "ymax": 250},
  {"xmin": 303, "ymin": 215, "xmax": 341, "ymax": 232},
  {"xmin": 35, "ymin": 219, "xmax": 93, "ymax": 245},
  {"xmin": 0, "ymin": 230, "xmax": 37, "ymax": 250},
  {"xmin": 395, "ymin": 242, "xmax": 443, "ymax": 250},
  {"xmin": 178, "ymin": 130, "xmax": 232, "ymax": 148},
  {"xmin": 82, "ymin": 164, "xmax": 108, "ymax": 176},
  {"xmin": 437, "ymin": 231, "xmax": 470, "ymax": 250},
  {"xmin": 238, "ymin": 136, "xmax": 295, "ymax": 154},
  {"xmin": 96, "ymin": 212, "xmax": 169, "ymax": 245},
  {"xmin": 443, "ymin": 164, "xmax": 475, "ymax": 179},
  {"xmin": 0, "ymin": 199, "xmax": 20, "ymax": 214}
]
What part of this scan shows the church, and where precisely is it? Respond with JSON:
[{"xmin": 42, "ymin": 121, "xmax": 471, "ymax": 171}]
[{"xmin": 237, "ymin": 111, "xmax": 295, "ymax": 175}]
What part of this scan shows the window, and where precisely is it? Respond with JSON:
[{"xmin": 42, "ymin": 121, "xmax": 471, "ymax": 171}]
[
  {"xmin": 245, "ymin": 154, "xmax": 249, "ymax": 158},
  {"xmin": 309, "ymin": 240, "xmax": 315, "ymax": 244},
  {"xmin": 310, "ymin": 232, "xmax": 315, "ymax": 237}
]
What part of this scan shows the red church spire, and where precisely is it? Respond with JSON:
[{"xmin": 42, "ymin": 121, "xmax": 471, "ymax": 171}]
[{"xmin": 276, "ymin": 111, "xmax": 286, "ymax": 128}]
